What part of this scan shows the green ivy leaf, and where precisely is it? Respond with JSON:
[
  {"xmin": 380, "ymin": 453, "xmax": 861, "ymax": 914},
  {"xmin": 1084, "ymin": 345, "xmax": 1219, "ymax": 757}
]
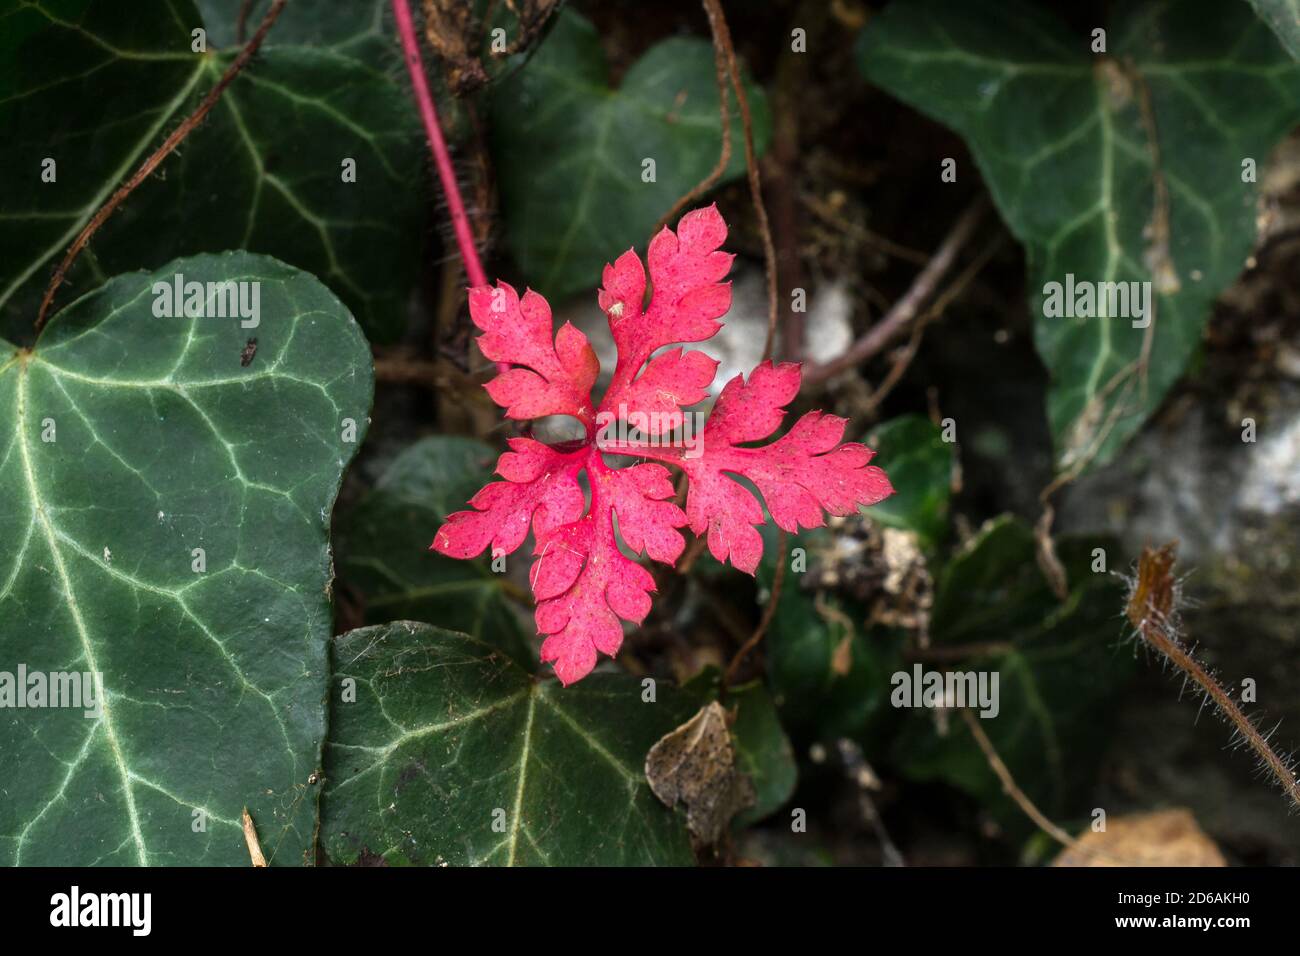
[
  {"xmin": 0, "ymin": 0, "xmax": 423, "ymax": 343},
  {"xmin": 729, "ymin": 680, "xmax": 797, "ymax": 827},
  {"xmin": 864, "ymin": 414, "xmax": 954, "ymax": 546},
  {"xmin": 860, "ymin": 0, "xmax": 1299, "ymax": 470},
  {"xmin": 758, "ymin": 528, "xmax": 901, "ymax": 743},
  {"xmin": 0, "ymin": 0, "xmax": 201, "ymax": 338},
  {"xmin": 928, "ymin": 516, "xmax": 1062, "ymax": 645},
  {"xmin": 0, "ymin": 252, "xmax": 373, "ymax": 865},
  {"xmin": 490, "ymin": 8, "xmax": 771, "ymax": 301},
  {"xmin": 891, "ymin": 516, "xmax": 1133, "ymax": 832},
  {"xmin": 320, "ymin": 622, "xmax": 697, "ymax": 866},
  {"xmin": 196, "ymin": 0, "xmax": 393, "ymax": 55},
  {"xmin": 335, "ymin": 436, "xmax": 531, "ymax": 668},
  {"xmin": 1248, "ymin": 0, "xmax": 1300, "ymax": 59}
]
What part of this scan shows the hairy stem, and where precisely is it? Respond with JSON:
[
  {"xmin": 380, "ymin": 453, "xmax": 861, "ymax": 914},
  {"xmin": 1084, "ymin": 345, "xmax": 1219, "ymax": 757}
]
[
  {"xmin": 392, "ymin": 0, "xmax": 511, "ymax": 378},
  {"xmin": 392, "ymin": 0, "xmax": 487, "ymax": 289},
  {"xmin": 1128, "ymin": 543, "xmax": 1300, "ymax": 810}
]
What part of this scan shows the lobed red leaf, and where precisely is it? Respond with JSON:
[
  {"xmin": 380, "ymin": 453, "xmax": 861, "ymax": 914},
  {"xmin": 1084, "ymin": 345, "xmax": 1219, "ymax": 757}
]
[
  {"xmin": 470, "ymin": 282, "xmax": 599, "ymax": 425},
  {"xmin": 432, "ymin": 207, "xmax": 894, "ymax": 685}
]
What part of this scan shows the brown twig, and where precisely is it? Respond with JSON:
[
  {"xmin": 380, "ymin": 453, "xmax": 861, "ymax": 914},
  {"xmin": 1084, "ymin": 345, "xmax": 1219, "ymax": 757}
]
[
  {"xmin": 961, "ymin": 707, "xmax": 1071, "ymax": 848},
  {"xmin": 770, "ymin": 175, "xmax": 803, "ymax": 360},
  {"xmin": 651, "ymin": 0, "xmax": 732, "ymax": 239},
  {"xmin": 722, "ymin": 529, "xmax": 786, "ymax": 689},
  {"xmin": 422, "ymin": 0, "xmax": 489, "ymax": 95},
  {"xmin": 373, "ymin": 353, "xmax": 445, "ymax": 387},
  {"xmin": 766, "ymin": 6, "xmax": 812, "ymax": 362},
  {"xmin": 236, "ymin": 0, "xmax": 255, "ymax": 44},
  {"xmin": 804, "ymin": 196, "xmax": 988, "ymax": 385},
  {"xmin": 1034, "ymin": 358, "xmax": 1146, "ymax": 598},
  {"xmin": 1033, "ymin": 502, "xmax": 1069, "ymax": 600},
  {"xmin": 960, "ymin": 710, "xmax": 1085, "ymax": 848},
  {"xmin": 675, "ymin": 534, "xmax": 710, "ymax": 577},
  {"xmin": 1127, "ymin": 543, "xmax": 1300, "ymax": 810},
  {"xmin": 961, "ymin": 708, "xmax": 1149, "ymax": 864},
  {"xmin": 34, "ymin": 0, "xmax": 288, "ymax": 334},
  {"xmin": 801, "ymin": 192, "xmax": 930, "ymax": 266},
  {"xmin": 491, "ymin": 0, "xmax": 560, "ymax": 59},
  {"xmin": 460, "ymin": 102, "xmax": 496, "ymax": 252},
  {"xmin": 241, "ymin": 806, "xmax": 268, "ymax": 868},
  {"xmin": 837, "ymin": 739, "xmax": 905, "ymax": 866},
  {"xmin": 863, "ymin": 234, "xmax": 1003, "ymax": 414},
  {"xmin": 700, "ymin": 0, "xmax": 779, "ymax": 362}
]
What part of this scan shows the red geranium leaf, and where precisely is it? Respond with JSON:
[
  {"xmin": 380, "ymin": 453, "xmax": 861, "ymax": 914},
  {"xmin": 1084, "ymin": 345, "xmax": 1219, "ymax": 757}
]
[
  {"xmin": 530, "ymin": 453, "xmax": 674, "ymax": 685},
  {"xmin": 432, "ymin": 206, "xmax": 895, "ymax": 685},
  {"xmin": 470, "ymin": 282, "xmax": 599, "ymax": 424},
  {"xmin": 680, "ymin": 465, "xmax": 766, "ymax": 574},
  {"xmin": 602, "ymin": 347, "xmax": 718, "ymax": 436},
  {"xmin": 702, "ymin": 358, "xmax": 801, "ymax": 442},
  {"xmin": 604, "ymin": 461, "xmax": 688, "ymax": 565},
  {"xmin": 431, "ymin": 438, "xmax": 585, "ymax": 559},
  {"xmin": 598, "ymin": 204, "xmax": 733, "ymax": 416},
  {"xmin": 675, "ymin": 361, "xmax": 893, "ymax": 573}
]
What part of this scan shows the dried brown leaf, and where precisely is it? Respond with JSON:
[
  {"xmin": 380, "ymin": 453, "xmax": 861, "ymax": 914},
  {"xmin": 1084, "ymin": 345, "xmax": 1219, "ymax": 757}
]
[
  {"xmin": 1053, "ymin": 808, "xmax": 1225, "ymax": 868},
  {"xmin": 645, "ymin": 702, "xmax": 755, "ymax": 847}
]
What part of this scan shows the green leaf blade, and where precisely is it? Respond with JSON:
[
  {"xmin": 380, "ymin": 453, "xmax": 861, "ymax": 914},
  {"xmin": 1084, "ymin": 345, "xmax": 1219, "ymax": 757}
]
[
  {"xmin": 335, "ymin": 435, "xmax": 532, "ymax": 667},
  {"xmin": 0, "ymin": 1, "xmax": 424, "ymax": 344},
  {"xmin": 89, "ymin": 46, "xmax": 423, "ymax": 343},
  {"xmin": 864, "ymin": 414, "xmax": 954, "ymax": 545},
  {"xmin": 1248, "ymin": 0, "xmax": 1300, "ymax": 59},
  {"xmin": 0, "ymin": 252, "xmax": 372, "ymax": 866},
  {"xmin": 758, "ymin": 528, "xmax": 901, "ymax": 743},
  {"xmin": 892, "ymin": 516, "xmax": 1133, "ymax": 832},
  {"xmin": 0, "ymin": 0, "xmax": 204, "ymax": 336},
  {"xmin": 491, "ymin": 9, "xmax": 771, "ymax": 301},
  {"xmin": 861, "ymin": 0, "xmax": 1300, "ymax": 470},
  {"xmin": 729, "ymin": 680, "xmax": 797, "ymax": 827},
  {"xmin": 321, "ymin": 622, "xmax": 698, "ymax": 866}
]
